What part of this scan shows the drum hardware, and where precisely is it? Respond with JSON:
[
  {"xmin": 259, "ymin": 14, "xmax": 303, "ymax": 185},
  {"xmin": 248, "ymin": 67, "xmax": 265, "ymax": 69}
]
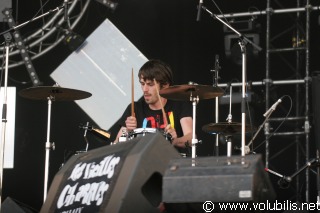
[
  {"xmin": 79, "ymin": 123, "xmax": 111, "ymax": 142},
  {"xmin": 159, "ymin": 82, "xmax": 224, "ymax": 101},
  {"xmin": 201, "ymin": 5, "xmax": 262, "ymax": 157},
  {"xmin": 202, "ymin": 85, "xmax": 255, "ymax": 155},
  {"xmin": 212, "ymin": 54, "xmax": 221, "ymax": 157},
  {"xmin": 19, "ymin": 84, "xmax": 91, "ymax": 202},
  {"xmin": 202, "ymin": 122, "xmax": 255, "ymax": 135},
  {"xmin": 160, "ymin": 82, "xmax": 224, "ymax": 165},
  {"xmin": 119, "ymin": 128, "xmax": 128, "ymax": 142},
  {"xmin": 127, "ymin": 128, "xmax": 172, "ymax": 143}
]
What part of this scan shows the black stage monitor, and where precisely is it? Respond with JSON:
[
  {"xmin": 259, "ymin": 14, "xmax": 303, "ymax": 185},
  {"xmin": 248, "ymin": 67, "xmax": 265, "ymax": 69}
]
[
  {"xmin": 40, "ymin": 132, "xmax": 181, "ymax": 213},
  {"xmin": 163, "ymin": 155, "xmax": 276, "ymax": 212}
]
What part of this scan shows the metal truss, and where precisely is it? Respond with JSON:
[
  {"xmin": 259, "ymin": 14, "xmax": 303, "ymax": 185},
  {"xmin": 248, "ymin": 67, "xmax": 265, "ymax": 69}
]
[
  {"xmin": 217, "ymin": 0, "xmax": 317, "ymax": 203},
  {"xmin": 0, "ymin": 0, "xmax": 91, "ymax": 70}
]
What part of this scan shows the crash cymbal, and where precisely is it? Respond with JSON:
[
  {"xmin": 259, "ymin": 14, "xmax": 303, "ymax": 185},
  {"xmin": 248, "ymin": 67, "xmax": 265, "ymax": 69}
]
[
  {"xmin": 19, "ymin": 86, "xmax": 92, "ymax": 101},
  {"xmin": 202, "ymin": 122, "xmax": 255, "ymax": 135},
  {"xmin": 159, "ymin": 84, "xmax": 224, "ymax": 101}
]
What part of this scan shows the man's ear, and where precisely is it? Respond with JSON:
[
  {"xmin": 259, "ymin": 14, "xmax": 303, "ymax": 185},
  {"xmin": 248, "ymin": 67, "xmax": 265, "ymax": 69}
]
[{"xmin": 162, "ymin": 83, "xmax": 170, "ymax": 89}]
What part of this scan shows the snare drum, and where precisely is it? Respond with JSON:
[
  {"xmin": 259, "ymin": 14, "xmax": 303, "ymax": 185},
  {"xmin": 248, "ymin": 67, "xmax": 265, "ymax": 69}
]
[{"xmin": 128, "ymin": 128, "xmax": 172, "ymax": 142}]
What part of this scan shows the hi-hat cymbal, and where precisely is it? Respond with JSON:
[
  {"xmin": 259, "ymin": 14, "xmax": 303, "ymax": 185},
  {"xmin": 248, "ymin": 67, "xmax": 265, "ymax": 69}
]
[
  {"xmin": 159, "ymin": 84, "xmax": 224, "ymax": 101},
  {"xmin": 202, "ymin": 122, "xmax": 255, "ymax": 135},
  {"xmin": 19, "ymin": 86, "xmax": 92, "ymax": 101}
]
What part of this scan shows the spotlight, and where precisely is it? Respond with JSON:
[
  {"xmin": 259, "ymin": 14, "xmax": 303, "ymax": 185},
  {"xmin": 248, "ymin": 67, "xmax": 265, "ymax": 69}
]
[
  {"xmin": 63, "ymin": 30, "xmax": 86, "ymax": 52},
  {"xmin": 95, "ymin": 0, "xmax": 118, "ymax": 11}
]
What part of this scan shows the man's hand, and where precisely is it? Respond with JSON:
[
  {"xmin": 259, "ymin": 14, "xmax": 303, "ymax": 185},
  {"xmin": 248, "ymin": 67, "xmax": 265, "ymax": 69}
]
[
  {"xmin": 165, "ymin": 124, "xmax": 177, "ymax": 141},
  {"xmin": 125, "ymin": 116, "xmax": 137, "ymax": 131}
]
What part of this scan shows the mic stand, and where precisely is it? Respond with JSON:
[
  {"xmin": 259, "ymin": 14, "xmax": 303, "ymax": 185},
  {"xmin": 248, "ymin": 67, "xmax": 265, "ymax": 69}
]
[
  {"xmin": 0, "ymin": 33, "xmax": 12, "ymax": 212},
  {"xmin": 201, "ymin": 5, "xmax": 262, "ymax": 157},
  {"xmin": 0, "ymin": 6, "xmax": 66, "ymax": 203},
  {"xmin": 0, "ymin": 6, "xmax": 63, "ymax": 37},
  {"xmin": 266, "ymin": 158, "xmax": 319, "ymax": 190},
  {"xmin": 212, "ymin": 54, "xmax": 220, "ymax": 156},
  {"xmin": 246, "ymin": 105, "xmax": 275, "ymax": 153}
]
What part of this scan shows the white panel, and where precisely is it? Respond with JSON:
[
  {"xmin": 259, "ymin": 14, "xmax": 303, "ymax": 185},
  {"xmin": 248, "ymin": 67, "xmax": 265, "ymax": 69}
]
[
  {"xmin": 51, "ymin": 19, "xmax": 147, "ymax": 130},
  {"xmin": 0, "ymin": 87, "xmax": 16, "ymax": 168}
]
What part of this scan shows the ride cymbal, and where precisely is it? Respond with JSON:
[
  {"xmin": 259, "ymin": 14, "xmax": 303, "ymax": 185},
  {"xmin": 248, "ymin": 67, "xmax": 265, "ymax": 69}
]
[
  {"xmin": 19, "ymin": 86, "xmax": 92, "ymax": 101},
  {"xmin": 159, "ymin": 84, "xmax": 224, "ymax": 101}
]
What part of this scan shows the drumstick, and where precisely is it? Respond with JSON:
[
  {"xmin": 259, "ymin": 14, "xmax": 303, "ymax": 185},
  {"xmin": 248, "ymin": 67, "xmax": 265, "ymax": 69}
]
[
  {"xmin": 131, "ymin": 68, "xmax": 135, "ymax": 117},
  {"xmin": 154, "ymin": 79, "xmax": 168, "ymax": 127}
]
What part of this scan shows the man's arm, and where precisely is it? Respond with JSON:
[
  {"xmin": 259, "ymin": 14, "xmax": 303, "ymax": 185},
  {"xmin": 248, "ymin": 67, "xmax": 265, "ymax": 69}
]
[{"xmin": 171, "ymin": 116, "xmax": 193, "ymax": 148}]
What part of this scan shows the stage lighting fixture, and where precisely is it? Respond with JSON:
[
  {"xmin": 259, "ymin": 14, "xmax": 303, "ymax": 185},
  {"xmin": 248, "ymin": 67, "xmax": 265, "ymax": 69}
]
[
  {"xmin": 223, "ymin": 19, "xmax": 260, "ymax": 65},
  {"xmin": 0, "ymin": 0, "xmax": 11, "ymax": 21},
  {"xmin": 95, "ymin": 0, "xmax": 118, "ymax": 11},
  {"xmin": 63, "ymin": 30, "xmax": 86, "ymax": 52},
  {"xmin": 224, "ymin": 33, "xmax": 260, "ymax": 65},
  {"xmin": 2, "ymin": 8, "xmax": 42, "ymax": 86}
]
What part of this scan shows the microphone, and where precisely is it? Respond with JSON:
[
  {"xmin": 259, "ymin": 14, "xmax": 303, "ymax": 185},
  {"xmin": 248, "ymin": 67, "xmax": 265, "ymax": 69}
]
[
  {"xmin": 263, "ymin": 98, "xmax": 282, "ymax": 117},
  {"xmin": 196, "ymin": 0, "xmax": 203, "ymax": 21},
  {"xmin": 265, "ymin": 168, "xmax": 291, "ymax": 189}
]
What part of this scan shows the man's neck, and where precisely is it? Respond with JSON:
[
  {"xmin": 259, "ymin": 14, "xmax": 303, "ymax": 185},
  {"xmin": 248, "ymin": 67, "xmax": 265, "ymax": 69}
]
[{"xmin": 149, "ymin": 98, "xmax": 167, "ymax": 110}]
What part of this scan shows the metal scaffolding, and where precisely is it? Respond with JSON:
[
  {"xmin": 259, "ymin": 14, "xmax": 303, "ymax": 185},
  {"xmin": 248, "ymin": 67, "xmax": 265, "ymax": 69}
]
[{"xmin": 217, "ymin": 0, "xmax": 317, "ymax": 202}]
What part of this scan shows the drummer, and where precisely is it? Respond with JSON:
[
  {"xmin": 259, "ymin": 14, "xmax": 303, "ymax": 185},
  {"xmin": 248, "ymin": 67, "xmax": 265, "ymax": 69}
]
[{"xmin": 114, "ymin": 59, "xmax": 193, "ymax": 153}]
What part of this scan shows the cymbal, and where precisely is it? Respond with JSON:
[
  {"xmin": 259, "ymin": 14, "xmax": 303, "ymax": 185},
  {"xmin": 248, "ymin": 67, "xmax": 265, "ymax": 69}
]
[
  {"xmin": 19, "ymin": 86, "xmax": 92, "ymax": 101},
  {"xmin": 159, "ymin": 84, "xmax": 224, "ymax": 101},
  {"xmin": 202, "ymin": 122, "xmax": 255, "ymax": 135}
]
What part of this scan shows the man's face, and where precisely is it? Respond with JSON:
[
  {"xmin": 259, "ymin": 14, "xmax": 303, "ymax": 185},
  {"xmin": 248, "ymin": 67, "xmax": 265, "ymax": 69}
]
[{"xmin": 139, "ymin": 78, "xmax": 160, "ymax": 105}]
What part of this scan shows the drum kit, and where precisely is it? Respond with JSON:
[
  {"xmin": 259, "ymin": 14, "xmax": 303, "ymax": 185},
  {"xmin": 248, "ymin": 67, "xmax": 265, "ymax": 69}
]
[
  {"xmin": 158, "ymin": 82, "xmax": 255, "ymax": 161},
  {"xmin": 18, "ymin": 81, "xmax": 255, "ymax": 200}
]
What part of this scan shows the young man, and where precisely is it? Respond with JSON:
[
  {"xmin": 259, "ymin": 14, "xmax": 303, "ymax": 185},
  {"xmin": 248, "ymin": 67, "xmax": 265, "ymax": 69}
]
[{"xmin": 115, "ymin": 59, "xmax": 193, "ymax": 152}]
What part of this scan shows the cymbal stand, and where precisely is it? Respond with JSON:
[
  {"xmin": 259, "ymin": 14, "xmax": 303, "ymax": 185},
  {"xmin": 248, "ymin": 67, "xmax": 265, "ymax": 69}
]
[
  {"xmin": 190, "ymin": 95, "xmax": 199, "ymax": 166},
  {"xmin": 201, "ymin": 5, "xmax": 262, "ymax": 157},
  {"xmin": 0, "ymin": 33, "xmax": 12, "ymax": 212},
  {"xmin": 43, "ymin": 96, "xmax": 55, "ymax": 202},
  {"xmin": 226, "ymin": 86, "xmax": 233, "ymax": 157},
  {"xmin": 212, "ymin": 54, "xmax": 220, "ymax": 156}
]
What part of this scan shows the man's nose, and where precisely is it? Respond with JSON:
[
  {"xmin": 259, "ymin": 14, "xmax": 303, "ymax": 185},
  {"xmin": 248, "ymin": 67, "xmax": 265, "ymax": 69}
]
[{"xmin": 142, "ymin": 85, "xmax": 148, "ymax": 91}]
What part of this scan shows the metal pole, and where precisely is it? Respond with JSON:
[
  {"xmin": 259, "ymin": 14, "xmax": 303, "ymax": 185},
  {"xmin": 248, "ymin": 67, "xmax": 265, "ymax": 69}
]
[
  {"xmin": 294, "ymin": 0, "xmax": 302, "ymax": 201},
  {"xmin": 215, "ymin": 6, "xmax": 320, "ymax": 18},
  {"xmin": 0, "ymin": 34, "xmax": 11, "ymax": 212},
  {"xmin": 265, "ymin": 0, "xmax": 271, "ymax": 168},
  {"xmin": 305, "ymin": 0, "xmax": 311, "ymax": 203},
  {"xmin": 44, "ymin": 97, "xmax": 53, "ymax": 202}
]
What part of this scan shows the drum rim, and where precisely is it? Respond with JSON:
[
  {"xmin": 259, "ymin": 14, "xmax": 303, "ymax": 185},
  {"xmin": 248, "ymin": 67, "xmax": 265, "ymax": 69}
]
[{"xmin": 133, "ymin": 128, "xmax": 157, "ymax": 133}]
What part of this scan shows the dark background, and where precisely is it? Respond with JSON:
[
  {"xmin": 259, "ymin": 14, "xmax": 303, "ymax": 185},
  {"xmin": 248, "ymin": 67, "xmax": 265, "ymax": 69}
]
[{"xmin": 1, "ymin": 0, "xmax": 320, "ymax": 211}]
